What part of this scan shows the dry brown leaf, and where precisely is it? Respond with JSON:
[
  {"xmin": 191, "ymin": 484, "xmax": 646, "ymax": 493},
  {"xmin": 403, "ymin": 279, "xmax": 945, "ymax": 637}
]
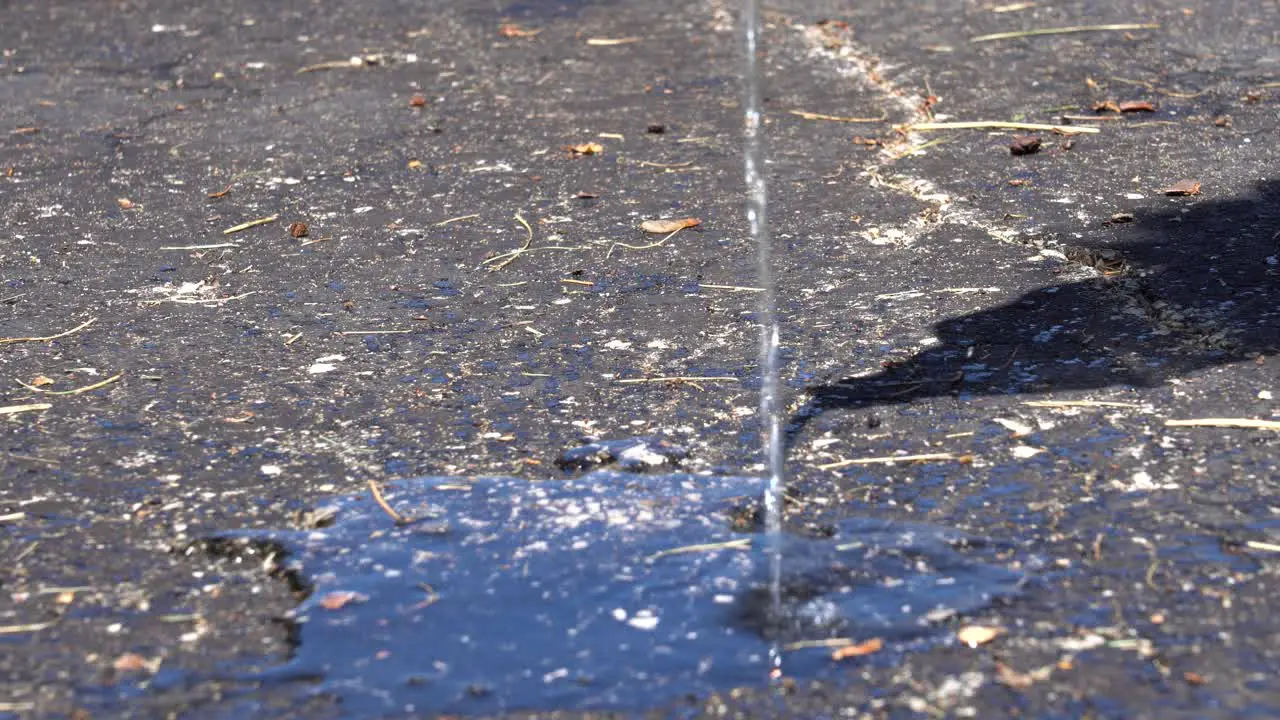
[
  {"xmin": 112, "ymin": 653, "xmax": 155, "ymax": 673},
  {"xmin": 1092, "ymin": 100, "xmax": 1121, "ymax": 113},
  {"xmin": 957, "ymin": 625, "xmax": 1004, "ymax": 647},
  {"xmin": 1161, "ymin": 179, "xmax": 1201, "ymax": 196},
  {"xmin": 55, "ymin": 591, "xmax": 77, "ymax": 605},
  {"xmin": 117, "ymin": 198, "xmax": 135, "ymax": 209},
  {"xmin": 498, "ymin": 23, "xmax": 541, "ymax": 38},
  {"xmin": 318, "ymin": 591, "xmax": 367, "ymax": 610},
  {"xmin": 288, "ymin": 222, "xmax": 309, "ymax": 238},
  {"xmin": 831, "ymin": 637, "xmax": 883, "ymax": 660},
  {"xmin": 29, "ymin": 375, "xmax": 55, "ymax": 387},
  {"xmin": 407, "ymin": 159, "xmax": 424, "ymax": 170},
  {"xmin": 565, "ymin": 142, "xmax": 604, "ymax": 156},
  {"xmin": 1118, "ymin": 100, "xmax": 1156, "ymax": 112},
  {"xmin": 996, "ymin": 662, "xmax": 1051, "ymax": 689},
  {"xmin": 640, "ymin": 217, "xmax": 701, "ymax": 234}
]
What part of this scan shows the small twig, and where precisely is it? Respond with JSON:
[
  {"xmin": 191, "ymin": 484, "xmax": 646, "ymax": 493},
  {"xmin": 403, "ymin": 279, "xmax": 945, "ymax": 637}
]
[
  {"xmin": 411, "ymin": 583, "xmax": 440, "ymax": 610},
  {"xmin": 481, "ymin": 213, "xmax": 534, "ymax": 270},
  {"xmin": 890, "ymin": 137, "xmax": 948, "ymax": 159},
  {"xmin": 36, "ymin": 586, "xmax": 94, "ymax": 596},
  {"xmin": 5, "ymin": 453, "xmax": 58, "ymax": 466},
  {"xmin": 789, "ymin": 109, "xmax": 887, "ymax": 123},
  {"xmin": 607, "ymin": 227, "xmax": 684, "ymax": 259},
  {"xmin": 988, "ymin": 2, "xmax": 1036, "ymax": 12},
  {"xmin": 646, "ymin": 538, "xmax": 751, "ymax": 563},
  {"xmin": 298, "ymin": 235, "xmax": 332, "ymax": 247},
  {"xmin": 560, "ymin": 278, "xmax": 594, "ymax": 286},
  {"xmin": 144, "ymin": 292, "xmax": 256, "ymax": 306},
  {"xmin": 13, "ymin": 542, "xmax": 38, "ymax": 564},
  {"xmin": 818, "ymin": 452, "xmax": 965, "ymax": 471},
  {"xmin": 1108, "ymin": 76, "xmax": 1205, "ymax": 98},
  {"xmin": 782, "ymin": 637, "xmax": 854, "ymax": 651},
  {"xmin": 222, "ymin": 214, "xmax": 279, "ymax": 235},
  {"xmin": 1165, "ymin": 418, "xmax": 1280, "ymax": 431},
  {"xmin": 337, "ymin": 330, "xmax": 412, "ymax": 335},
  {"xmin": 435, "ymin": 213, "xmax": 480, "ymax": 227},
  {"xmin": 367, "ymin": 479, "xmax": 406, "ymax": 524},
  {"xmin": 16, "ymin": 372, "xmax": 123, "ymax": 396},
  {"xmin": 1245, "ymin": 540, "xmax": 1280, "ymax": 553},
  {"xmin": 617, "ymin": 376, "xmax": 738, "ymax": 385},
  {"xmin": 821, "ymin": 164, "xmax": 847, "ymax": 180},
  {"xmin": 631, "ymin": 160, "xmax": 697, "ymax": 169},
  {"xmin": 970, "ymin": 23, "xmax": 1159, "ymax": 43},
  {"xmin": 830, "ymin": 637, "xmax": 885, "ymax": 660},
  {"xmin": 907, "ymin": 121, "xmax": 1098, "ymax": 135},
  {"xmin": 0, "ymin": 621, "xmax": 55, "ymax": 635},
  {"xmin": 0, "ymin": 317, "xmax": 97, "ymax": 345},
  {"xmin": 1024, "ymin": 400, "xmax": 1141, "ymax": 409},
  {"xmin": 159, "ymin": 243, "xmax": 239, "ymax": 251},
  {"xmin": 1145, "ymin": 557, "xmax": 1161, "ymax": 588},
  {"xmin": 157, "ymin": 613, "xmax": 203, "ymax": 623},
  {"xmin": 0, "ymin": 512, "xmax": 25, "ymax": 523},
  {"xmin": 297, "ymin": 59, "xmax": 364, "ymax": 74},
  {"xmin": 586, "ymin": 37, "xmax": 642, "ymax": 45},
  {"xmin": 699, "ymin": 283, "xmax": 765, "ymax": 292},
  {"xmin": 0, "ymin": 403, "xmax": 52, "ymax": 416}
]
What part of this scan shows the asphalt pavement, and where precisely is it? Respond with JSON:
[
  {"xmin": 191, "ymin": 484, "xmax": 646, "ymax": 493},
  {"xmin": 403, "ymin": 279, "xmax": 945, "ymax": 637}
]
[{"xmin": 1, "ymin": 0, "xmax": 1278, "ymax": 717}]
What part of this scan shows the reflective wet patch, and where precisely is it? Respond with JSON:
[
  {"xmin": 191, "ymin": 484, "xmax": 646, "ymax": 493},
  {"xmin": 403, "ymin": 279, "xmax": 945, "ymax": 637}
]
[{"xmin": 216, "ymin": 472, "xmax": 1026, "ymax": 715}]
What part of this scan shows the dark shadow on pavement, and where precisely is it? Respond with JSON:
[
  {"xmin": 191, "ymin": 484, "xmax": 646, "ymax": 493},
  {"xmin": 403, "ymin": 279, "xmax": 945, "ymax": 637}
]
[{"xmin": 791, "ymin": 178, "xmax": 1280, "ymax": 441}]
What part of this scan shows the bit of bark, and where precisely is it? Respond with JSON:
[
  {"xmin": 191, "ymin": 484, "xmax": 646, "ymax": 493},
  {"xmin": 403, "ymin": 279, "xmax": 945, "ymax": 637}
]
[
  {"xmin": 1161, "ymin": 179, "xmax": 1201, "ymax": 196},
  {"xmin": 1010, "ymin": 135, "xmax": 1042, "ymax": 155}
]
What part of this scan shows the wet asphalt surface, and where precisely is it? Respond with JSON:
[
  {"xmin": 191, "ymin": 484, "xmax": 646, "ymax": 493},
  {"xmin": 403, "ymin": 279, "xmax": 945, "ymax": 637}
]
[{"xmin": 2, "ymin": 0, "xmax": 1279, "ymax": 717}]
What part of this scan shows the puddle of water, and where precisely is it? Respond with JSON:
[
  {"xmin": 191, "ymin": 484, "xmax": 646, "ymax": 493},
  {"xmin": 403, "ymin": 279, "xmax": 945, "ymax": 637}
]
[{"xmin": 214, "ymin": 472, "xmax": 1025, "ymax": 715}]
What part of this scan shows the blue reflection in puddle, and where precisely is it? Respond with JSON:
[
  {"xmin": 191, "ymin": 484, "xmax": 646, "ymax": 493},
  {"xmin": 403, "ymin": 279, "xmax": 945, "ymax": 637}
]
[{"xmin": 217, "ymin": 472, "xmax": 1027, "ymax": 715}]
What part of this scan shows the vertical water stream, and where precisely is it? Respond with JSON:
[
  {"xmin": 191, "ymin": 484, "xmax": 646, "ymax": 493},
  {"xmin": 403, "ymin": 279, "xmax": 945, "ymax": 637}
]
[{"xmin": 741, "ymin": 0, "xmax": 786, "ymax": 682}]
